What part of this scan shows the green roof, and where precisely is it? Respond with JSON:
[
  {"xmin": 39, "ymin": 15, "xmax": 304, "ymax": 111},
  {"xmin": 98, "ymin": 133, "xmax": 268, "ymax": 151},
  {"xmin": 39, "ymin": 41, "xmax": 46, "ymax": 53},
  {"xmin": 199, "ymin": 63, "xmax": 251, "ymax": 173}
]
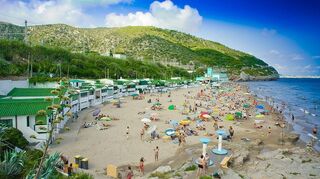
[
  {"xmin": 7, "ymin": 88, "xmax": 66, "ymax": 97},
  {"xmin": 70, "ymin": 79, "xmax": 85, "ymax": 83},
  {"xmin": 0, "ymin": 98, "xmax": 60, "ymax": 117}
]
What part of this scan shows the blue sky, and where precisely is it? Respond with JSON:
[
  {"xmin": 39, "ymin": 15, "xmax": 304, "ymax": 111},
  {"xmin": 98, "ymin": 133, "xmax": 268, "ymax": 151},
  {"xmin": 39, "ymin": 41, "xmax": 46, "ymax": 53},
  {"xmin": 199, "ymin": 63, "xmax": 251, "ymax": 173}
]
[{"xmin": 0, "ymin": 0, "xmax": 319, "ymax": 75}]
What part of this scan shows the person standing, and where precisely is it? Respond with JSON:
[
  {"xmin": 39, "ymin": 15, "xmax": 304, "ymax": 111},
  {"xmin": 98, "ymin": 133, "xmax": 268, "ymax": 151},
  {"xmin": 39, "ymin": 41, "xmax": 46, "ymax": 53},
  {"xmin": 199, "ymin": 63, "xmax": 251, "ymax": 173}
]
[
  {"xmin": 126, "ymin": 126, "xmax": 130, "ymax": 140},
  {"xmin": 140, "ymin": 128, "xmax": 144, "ymax": 140},
  {"xmin": 229, "ymin": 126, "xmax": 234, "ymax": 140},
  {"xmin": 139, "ymin": 157, "xmax": 145, "ymax": 175},
  {"xmin": 292, "ymin": 114, "xmax": 295, "ymax": 122},
  {"xmin": 67, "ymin": 163, "xmax": 73, "ymax": 176},
  {"xmin": 196, "ymin": 155, "xmax": 205, "ymax": 177},
  {"xmin": 154, "ymin": 146, "xmax": 159, "ymax": 162},
  {"xmin": 312, "ymin": 126, "xmax": 317, "ymax": 136}
]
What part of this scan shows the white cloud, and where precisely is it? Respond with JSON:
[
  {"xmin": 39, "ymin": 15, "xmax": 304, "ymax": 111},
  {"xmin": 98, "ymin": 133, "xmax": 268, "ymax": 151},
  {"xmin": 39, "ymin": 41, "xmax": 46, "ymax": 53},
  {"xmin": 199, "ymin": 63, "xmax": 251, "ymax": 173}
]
[
  {"xmin": 291, "ymin": 54, "xmax": 304, "ymax": 60},
  {"xmin": 0, "ymin": 0, "xmax": 130, "ymax": 27},
  {"xmin": 105, "ymin": 0, "xmax": 203, "ymax": 33},
  {"xmin": 269, "ymin": 49, "xmax": 280, "ymax": 55},
  {"xmin": 261, "ymin": 28, "xmax": 277, "ymax": 36}
]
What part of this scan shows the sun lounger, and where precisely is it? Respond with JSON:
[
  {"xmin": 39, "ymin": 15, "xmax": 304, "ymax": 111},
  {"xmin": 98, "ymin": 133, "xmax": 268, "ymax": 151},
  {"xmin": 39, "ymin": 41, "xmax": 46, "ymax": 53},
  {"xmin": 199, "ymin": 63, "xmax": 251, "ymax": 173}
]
[{"xmin": 220, "ymin": 155, "xmax": 232, "ymax": 169}]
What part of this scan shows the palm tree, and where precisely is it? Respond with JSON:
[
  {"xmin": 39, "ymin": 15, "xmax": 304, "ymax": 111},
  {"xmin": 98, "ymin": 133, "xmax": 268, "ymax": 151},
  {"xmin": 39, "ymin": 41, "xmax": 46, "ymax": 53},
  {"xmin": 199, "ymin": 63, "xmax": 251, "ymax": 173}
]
[{"xmin": 0, "ymin": 151, "xmax": 25, "ymax": 179}]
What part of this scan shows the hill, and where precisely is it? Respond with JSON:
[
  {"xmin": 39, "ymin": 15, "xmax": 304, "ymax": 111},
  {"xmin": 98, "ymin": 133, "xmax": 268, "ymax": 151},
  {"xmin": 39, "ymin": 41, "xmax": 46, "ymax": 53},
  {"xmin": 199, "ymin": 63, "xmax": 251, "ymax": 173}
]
[{"xmin": 0, "ymin": 23, "xmax": 279, "ymax": 80}]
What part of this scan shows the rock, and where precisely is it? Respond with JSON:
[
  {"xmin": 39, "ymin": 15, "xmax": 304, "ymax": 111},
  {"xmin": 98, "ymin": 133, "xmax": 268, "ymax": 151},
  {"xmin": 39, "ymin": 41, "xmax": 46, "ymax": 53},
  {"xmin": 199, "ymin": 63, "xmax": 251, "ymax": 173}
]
[
  {"xmin": 221, "ymin": 169, "xmax": 242, "ymax": 179},
  {"xmin": 179, "ymin": 162, "xmax": 193, "ymax": 171},
  {"xmin": 252, "ymin": 139, "xmax": 263, "ymax": 146},
  {"xmin": 284, "ymin": 133, "xmax": 300, "ymax": 143},
  {"xmin": 231, "ymin": 149, "xmax": 250, "ymax": 166},
  {"xmin": 154, "ymin": 165, "xmax": 172, "ymax": 173}
]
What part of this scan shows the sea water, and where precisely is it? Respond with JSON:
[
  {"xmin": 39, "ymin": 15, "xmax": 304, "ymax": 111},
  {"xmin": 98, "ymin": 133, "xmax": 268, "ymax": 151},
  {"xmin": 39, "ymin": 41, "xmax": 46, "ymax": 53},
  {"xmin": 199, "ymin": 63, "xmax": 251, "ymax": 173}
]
[{"xmin": 246, "ymin": 78, "xmax": 320, "ymax": 151}]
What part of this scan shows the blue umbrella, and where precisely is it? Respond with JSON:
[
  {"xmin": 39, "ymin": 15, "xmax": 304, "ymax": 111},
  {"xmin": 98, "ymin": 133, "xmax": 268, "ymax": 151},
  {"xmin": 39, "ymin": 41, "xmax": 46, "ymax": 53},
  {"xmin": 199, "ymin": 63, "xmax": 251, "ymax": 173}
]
[
  {"xmin": 256, "ymin": 105, "xmax": 264, "ymax": 109},
  {"xmin": 92, "ymin": 109, "xmax": 101, "ymax": 116}
]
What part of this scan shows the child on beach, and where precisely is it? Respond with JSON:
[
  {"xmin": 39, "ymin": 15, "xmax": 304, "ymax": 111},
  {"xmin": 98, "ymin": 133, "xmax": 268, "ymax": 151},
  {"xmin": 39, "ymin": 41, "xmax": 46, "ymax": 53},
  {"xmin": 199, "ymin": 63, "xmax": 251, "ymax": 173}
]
[
  {"xmin": 127, "ymin": 166, "xmax": 133, "ymax": 179},
  {"xmin": 268, "ymin": 126, "xmax": 272, "ymax": 135},
  {"xmin": 154, "ymin": 146, "xmax": 159, "ymax": 162},
  {"xmin": 229, "ymin": 126, "xmax": 234, "ymax": 140},
  {"xmin": 196, "ymin": 155, "xmax": 205, "ymax": 177},
  {"xmin": 139, "ymin": 157, "xmax": 145, "ymax": 175}
]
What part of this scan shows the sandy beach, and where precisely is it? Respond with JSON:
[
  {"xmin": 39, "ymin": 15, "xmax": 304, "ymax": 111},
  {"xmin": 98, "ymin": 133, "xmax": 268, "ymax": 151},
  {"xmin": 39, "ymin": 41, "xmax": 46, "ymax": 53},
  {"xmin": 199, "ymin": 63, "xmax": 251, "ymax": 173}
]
[{"xmin": 49, "ymin": 83, "xmax": 320, "ymax": 179}]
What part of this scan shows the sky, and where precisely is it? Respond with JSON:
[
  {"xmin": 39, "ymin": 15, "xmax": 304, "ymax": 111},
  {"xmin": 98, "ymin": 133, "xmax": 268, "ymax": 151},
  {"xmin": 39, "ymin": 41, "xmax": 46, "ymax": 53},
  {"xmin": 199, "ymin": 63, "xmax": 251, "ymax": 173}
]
[{"xmin": 0, "ymin": 0, "xmax": 319, "ymax": 75}]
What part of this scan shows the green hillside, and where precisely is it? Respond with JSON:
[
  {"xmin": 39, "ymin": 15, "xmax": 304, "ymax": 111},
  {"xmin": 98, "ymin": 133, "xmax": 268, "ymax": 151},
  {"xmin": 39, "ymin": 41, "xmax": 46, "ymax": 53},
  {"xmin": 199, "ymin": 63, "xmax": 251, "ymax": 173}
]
[{"xmin": 0, "ymin": 23, "xmax": 279, "ymax": 80}]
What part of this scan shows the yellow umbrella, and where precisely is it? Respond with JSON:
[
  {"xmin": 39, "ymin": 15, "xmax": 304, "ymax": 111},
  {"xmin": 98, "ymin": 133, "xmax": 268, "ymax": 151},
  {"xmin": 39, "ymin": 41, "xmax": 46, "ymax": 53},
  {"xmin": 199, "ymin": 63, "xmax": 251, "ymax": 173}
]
[
  {"xmin": 179, "ymin": 119, "xmax": 191, "ymax": 125},
  {"xmin": 255, "ymin": 114, "xmax": 265, "ymax": 118}
]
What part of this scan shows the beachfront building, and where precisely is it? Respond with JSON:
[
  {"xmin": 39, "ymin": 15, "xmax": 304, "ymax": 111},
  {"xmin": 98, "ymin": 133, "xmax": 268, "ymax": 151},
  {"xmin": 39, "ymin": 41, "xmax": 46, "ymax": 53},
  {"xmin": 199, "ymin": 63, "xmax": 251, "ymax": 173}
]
[
  {"xmin": 196, "ymin": 67, "xmax": 229, "ymax": 83},
  {"xmin": 0, "ymin": 88, "xmax": 71, "ymax": 143}
]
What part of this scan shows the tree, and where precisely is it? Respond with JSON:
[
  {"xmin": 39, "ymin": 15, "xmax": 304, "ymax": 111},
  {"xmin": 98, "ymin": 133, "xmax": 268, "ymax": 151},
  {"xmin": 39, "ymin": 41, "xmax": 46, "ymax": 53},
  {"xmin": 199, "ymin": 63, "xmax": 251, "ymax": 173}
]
[
  {"xmin": 32, "ymin": 78, "xmax": 69, "ymax": 179},
  {"xmin": 1, "ymin": 128, "xmax": 29, "ymax": 149}
]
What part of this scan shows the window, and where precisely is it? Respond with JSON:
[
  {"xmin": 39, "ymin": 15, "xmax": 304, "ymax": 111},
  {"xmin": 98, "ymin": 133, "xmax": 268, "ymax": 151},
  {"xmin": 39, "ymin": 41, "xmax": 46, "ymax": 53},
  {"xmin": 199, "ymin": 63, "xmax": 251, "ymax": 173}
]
[
  {"xmin": 27, "ymin": 116, "xmax": 30, "ymax": 127},
  {"xmin": 0, "ymin": 119, "xmax": 13, "ymax": 127},
  {"xmin": 81, "ymin": 93, "xmax": 87, "ymax": 97}
]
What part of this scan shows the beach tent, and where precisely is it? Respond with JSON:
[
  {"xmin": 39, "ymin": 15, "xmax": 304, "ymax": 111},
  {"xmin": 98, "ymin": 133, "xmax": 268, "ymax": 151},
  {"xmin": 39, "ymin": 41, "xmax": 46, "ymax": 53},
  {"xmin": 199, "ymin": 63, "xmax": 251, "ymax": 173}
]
[
  {"xmin": 168, "ymin": 105, "xmax": 175, "ymax": 110},
  {"xmin": 131, "ymin": 93, "xmax": 139, "ymax": 97},
  {"xmin": 225, "ymin": 114, "xmax": 234, "ymax": 121},
  {"xmin": 141, "ymin": 118, "xmax": 151, "ymax": 123}
]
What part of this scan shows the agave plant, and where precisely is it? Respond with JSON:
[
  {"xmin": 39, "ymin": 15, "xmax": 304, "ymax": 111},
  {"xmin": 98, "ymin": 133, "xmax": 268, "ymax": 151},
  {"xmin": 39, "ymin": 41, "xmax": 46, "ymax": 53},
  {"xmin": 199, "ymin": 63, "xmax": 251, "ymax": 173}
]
[
  {"xmin": 0, "ymin": 151, "xmax": 25, "ymax": 178},
  {"xmin": 26, "ymin": 152, "xmax": 61, "ymax": 179}
]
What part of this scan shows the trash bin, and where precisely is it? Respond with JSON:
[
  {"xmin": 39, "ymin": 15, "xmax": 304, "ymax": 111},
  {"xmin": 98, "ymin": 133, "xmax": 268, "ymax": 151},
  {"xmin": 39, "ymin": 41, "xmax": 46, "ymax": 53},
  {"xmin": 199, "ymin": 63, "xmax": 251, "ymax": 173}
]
[
  {"xmin": 74, "ymin": 155, "xmax": 82, "ymax": 166},
  {"xmin": 80, "ymin": 158, "xmax": 88, "ymax": 169}
]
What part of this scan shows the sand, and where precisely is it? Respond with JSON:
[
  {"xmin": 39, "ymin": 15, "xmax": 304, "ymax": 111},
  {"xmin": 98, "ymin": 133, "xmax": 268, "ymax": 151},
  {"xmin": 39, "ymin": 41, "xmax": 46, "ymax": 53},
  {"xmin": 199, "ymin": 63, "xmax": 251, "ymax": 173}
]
[{"xmin": 49, "ymin": 83, "xmax": 301, "ymax": 178}]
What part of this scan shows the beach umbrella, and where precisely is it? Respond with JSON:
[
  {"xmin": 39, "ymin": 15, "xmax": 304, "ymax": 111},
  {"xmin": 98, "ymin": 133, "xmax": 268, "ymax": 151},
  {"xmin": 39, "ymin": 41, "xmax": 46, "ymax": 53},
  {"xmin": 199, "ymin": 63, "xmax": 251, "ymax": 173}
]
[
  {"xmin": 225, "ymin": 114, "xmax": 234, "ymax": 121},
  {"xmin": 202, "ymin": 114, "xmax": 212, "ymax": 119},
  {"xmin": 100, "ymin": 117, "xmax": 112, "ymax": 121},
  {"xmin": 168, "ymin": 105, "xmax": 175, "ymax": 110},
  {"xmin": 92, "ymin": 109, "xmax": 101, "ymax": 116},
  {"xmin": 243, "ymin": 104, "xmax": 250, "ymax": 108},
  {"xmin": 255, "ymin": 114, "xmax": 265, "ymax": 118},
  {"xmin": 235, "ymin": 112, "xmax": 242, "ymax": 118},
  {"xmin": 179, "ymin": 119, "xmax": 191, "ymax": 125},
  {"xmin": 165, "ymin": 128, "xmax": 176, "ymax": 136},
  {"xmin": 256, "ymin": 105, "xmax": 264, "ymax": 109},
  {"xmin": 147, "ymin": 125, "xmax": 157, "ymax": 134},
  {"xmin": 141, "ymin": 118, "xmax": 151, "ymax": 123}
]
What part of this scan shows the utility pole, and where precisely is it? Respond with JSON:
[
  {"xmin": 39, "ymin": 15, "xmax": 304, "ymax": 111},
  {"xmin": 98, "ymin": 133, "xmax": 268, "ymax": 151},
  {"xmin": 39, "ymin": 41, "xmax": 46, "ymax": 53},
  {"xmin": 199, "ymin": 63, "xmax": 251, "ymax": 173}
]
[
  {"xmin": 107, "ymin": 69, "xmax": 110, "ymax": 79},
  {"xmin": 104, "ymin": 67, "xmax": 106, "ymax": 78},
  {"xmin": 24, "ymin": 20, "xmax": 28, "ymax": 44},
  {"xmin": 67, "ymin": 65, "xmax": 70, "ymax": 78}
]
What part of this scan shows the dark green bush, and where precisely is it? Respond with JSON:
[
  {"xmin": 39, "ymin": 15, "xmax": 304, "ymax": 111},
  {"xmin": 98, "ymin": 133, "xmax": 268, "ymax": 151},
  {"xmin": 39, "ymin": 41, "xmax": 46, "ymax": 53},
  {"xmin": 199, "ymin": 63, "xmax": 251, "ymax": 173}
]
[{"xmin": 1, "ymin": 128, "xmax": 29, "ymax": 149}]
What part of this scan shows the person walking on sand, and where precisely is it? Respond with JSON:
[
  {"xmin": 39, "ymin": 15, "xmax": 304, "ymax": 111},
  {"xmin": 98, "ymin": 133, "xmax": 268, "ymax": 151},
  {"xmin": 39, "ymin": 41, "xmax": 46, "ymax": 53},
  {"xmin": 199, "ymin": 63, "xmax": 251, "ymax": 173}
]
[
  {"xmin": 229, "ymin": 126, "xmax": 234, "ymax": 140},
  {"xmin": 127, "ymin": 166, "xmax": 133, "ymax": 179},
  {"xmin": 140, "ymin": 128, "xmax": 144, "ymax": 140},
  {"xmin": 268, "ymin": 126, "xmax": 272, "ymax": 135},
  {"xmin": 126, "ymin": 126, "xmax": 130, "ymax": 140},
  {"xmin": 139, "ymin": 157, "xmax": 145, "ymax": 175},
  {"xmin": 154, "ymin": 146, "xmax": 159, "ymax": 162}
]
